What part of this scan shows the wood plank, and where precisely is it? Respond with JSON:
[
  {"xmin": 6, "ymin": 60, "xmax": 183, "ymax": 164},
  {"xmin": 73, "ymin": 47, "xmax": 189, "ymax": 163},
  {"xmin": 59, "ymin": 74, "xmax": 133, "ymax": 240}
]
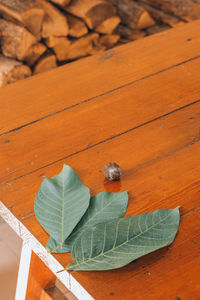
[
  {"xmin": 0, "ymin": 21, "xmax": 200, "ymax": 134},
  {"xmin": 26, "ymin": 251, "xmax": 56, "ymax": 299},
  {"xmin": 41, "ymin": 290, "xmax": 53, "ymax": 300},
  {"xmin": 1, "ymin": 99, "xmax": 199, "ymax": 220},
  {"xmin": 41, "ymin": 286, "xmax": 69, "ymax": 300},
  {"xmin": 1, "ymin": 57, "xmax": 200, "ymax": 183}
]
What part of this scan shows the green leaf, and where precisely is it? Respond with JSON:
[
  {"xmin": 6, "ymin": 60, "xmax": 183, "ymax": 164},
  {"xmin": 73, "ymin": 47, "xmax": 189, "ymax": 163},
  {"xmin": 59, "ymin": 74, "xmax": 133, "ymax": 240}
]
[
  {"xmin": 46, "ymin": 191, "xmax": 129, "ymax": 253},
  {"xmin": 64, "ymin": 207, "xmax": 180, "ymax": 271},
  {"xmin": 34, "ymin": 164, "xmax": 90, "ymax": 248}
]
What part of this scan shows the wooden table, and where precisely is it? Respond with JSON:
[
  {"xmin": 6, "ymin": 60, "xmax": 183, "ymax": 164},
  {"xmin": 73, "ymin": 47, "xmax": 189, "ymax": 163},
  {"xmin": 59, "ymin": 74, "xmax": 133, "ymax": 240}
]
[{"xmin": 1, "ymin": 19, "xmax": 200, "ymax": 300}]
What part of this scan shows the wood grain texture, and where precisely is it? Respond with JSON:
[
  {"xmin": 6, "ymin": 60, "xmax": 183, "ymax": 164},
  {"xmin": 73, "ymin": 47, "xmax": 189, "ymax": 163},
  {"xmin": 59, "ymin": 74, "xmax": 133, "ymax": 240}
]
[
  {"xmin": 1, "ymin": 97, "xmax": 200, "ymax": 217},
  {"xmin": 1, "ymin": 21, "xmax": 200, "ymax": 300},
  {"xmin": 0, "ymin": 20, "xmax": 200, "ymax": 135},
  {"xmin": 0, "ymin": 57, "xmax": 200, "ymax": 183}
]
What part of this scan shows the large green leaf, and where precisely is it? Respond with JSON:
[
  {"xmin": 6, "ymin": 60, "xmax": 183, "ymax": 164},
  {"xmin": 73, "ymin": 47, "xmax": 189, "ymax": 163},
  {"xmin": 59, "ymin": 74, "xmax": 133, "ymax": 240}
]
[
  {"xmin": 64, "ymin": 207, "xmax": 180, "ymax": 271},
  {"xmin": 46, "ymin": 191, "xmax": 128, "ymax": 253},
  {"xmin": 34, "ymin": 164, "xmax": 90, "ymax": 248}
]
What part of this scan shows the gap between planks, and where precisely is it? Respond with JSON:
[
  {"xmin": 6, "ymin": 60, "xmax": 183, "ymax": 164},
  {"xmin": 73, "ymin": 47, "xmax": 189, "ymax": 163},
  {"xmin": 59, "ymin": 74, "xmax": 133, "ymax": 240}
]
[
  {"xmin": 1, "ymin": 20, "xmax": 200, "ymax": 135},
  {"xmin": 1, "ymin": 97, "xmax": 200, "ymax": 186},
  {"xmin": 16, "ymin": 131, "xmax": 200, "ymax": 223},
  {"xmin": 2, "ymin": 103, "xmax": 200, "ymax": 222},
  {"xmin": 20, "ymin": 139, "xmax": 200, "ymax": 222},
  {"xmin": 1, "ymin": 55, "xmax": 200, "ymax": 184},
  {"xmin": 0, "ymin": 53, "xmax": 200, "ymax": 138}
]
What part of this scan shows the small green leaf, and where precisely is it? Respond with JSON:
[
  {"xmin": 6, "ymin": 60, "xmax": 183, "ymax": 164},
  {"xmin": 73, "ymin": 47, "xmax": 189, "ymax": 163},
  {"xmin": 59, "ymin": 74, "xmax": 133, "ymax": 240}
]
[
  {"xmin": 63, "ymin": 207, "xmax": 180, "ymax": 271},
  {"xmin": 46, "ymin": 191, "xmax": 128, "ymax": 253},
  {"xmin": 34, "ymin": 164, "xmax": 90, "ymax": 248}
]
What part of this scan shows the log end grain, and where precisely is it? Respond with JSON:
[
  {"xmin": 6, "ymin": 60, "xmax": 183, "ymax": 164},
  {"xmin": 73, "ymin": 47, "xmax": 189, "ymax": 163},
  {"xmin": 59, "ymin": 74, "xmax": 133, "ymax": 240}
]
[
  {"xmin": 45, "ymin": 36, "xmax": 71, "ymax": 61},
  {"xmin": 33, "ymin": 54, "xmax": 57, "ymax": 74},
  {"xmin": 0, "ymin": 55, "xmax": 31, "ymax": 87},
  {"xmin": 136, "ymin": 10, "xmax": 155, "ymax": 29},
  {"xmin": 49, "ymin": 0, "xmax": 71, "ymax": 7},
  {"xmin": 40, "ymin": 0, "xmax": 69, "ymax": 38},
  {"xmin": 99, "ymin": 33, "xmax": 120, "ymax": 48},
  {"xmin": 95, "ymin": 15, "xmax": 120, "ymax": 34},
  {"xmin": 0, "ymin": 19, "xmax": 37, "ymax": 60},
  {"xmin": 115, "ymin": 24, "xmax": 146, "ymax": 41},
  {"xmin": 60, "ymin": 33, "xmax": 102, "ymax": 61},
  {"xmin": 24, "ymin": 43, "xmax": 47, "ymax": 66},
  {"xmin": 0, "ymin": 1, "xmax": 44, "ymax": 37},
  {"xmin": 67, "ymin": 14, "xmax": 88, "ymax": 38}
]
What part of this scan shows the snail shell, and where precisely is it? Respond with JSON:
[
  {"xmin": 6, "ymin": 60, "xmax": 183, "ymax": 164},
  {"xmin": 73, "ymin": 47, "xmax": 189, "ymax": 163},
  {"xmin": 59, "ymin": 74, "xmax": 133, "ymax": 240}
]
[{"xmin": 104, "ymin": 162, "xmax": 122, "ymax": 181}]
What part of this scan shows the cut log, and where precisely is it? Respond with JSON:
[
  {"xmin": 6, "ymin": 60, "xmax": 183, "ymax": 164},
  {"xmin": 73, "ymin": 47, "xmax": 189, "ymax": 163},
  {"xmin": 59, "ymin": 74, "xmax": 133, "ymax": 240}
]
[
  {"xmin": 99, "ymin": 34, "xmax": 120, "ymax": 48},
  {"xmin": 45, "ymin": 36, "xmax": 71, "ymax": 61},
  {"xmin": 45, "ymin": 36, "xmax": 70, "ymax": 48},
  {"xmin": 141, "ymin": 0, "xmax": 200, "ymax": 19},
  {"xmin": 24, "ymin": 43, "xmax": 47, "ymax": 66},
  {"xmin": 139, "ymin": 2, "xmax": 181, "ymax": 26},
  {"xmin": 65, "ymin": 0, "xmax": 117, "ymax": 29},
  {"xmin": 47, "ymin": 33, "xmax": 102, "ymax": 61},
  {"xmin": 38, "ymin": 0, "xmax": 69, "ymax": 38},
  {"xmin": 0, "ymin": 55, "xmax": 31, "ymax": 87},
  {"xmin": 115, "ymin": 24, "xmax": 146, "ymax": 41},
  {"xmin": 33, "ymin": 53, "xmax": 57, "ymax": 74},
  {"xmin": 0, "ymin": 0, "xmax": 44, "ymax": 38},
  {"xmin": 95, "ymin": 15, "xmax": 120, "ymax": 34},
  {"xmin": 0, "ymin": 19, "xmax": 37, "ymax": 60},
  {"xmin": 65, "ymin": 33, "xmax": 103, "ymax": 60},
  {"xmin": 49, "ymin": 0, "xmax": 71, "ymax": 7},
  {"xmin": 146, "ymin": 24, "xmax": 171, "ymax": 35},
  {"xmin": 107, "ymin": 0, "xmax": 155, "ymax": 29},
  {"xmin": 67, "ymin": 33, "xmax": 104, "ymax": 60},
  {"xmin": 136, "ymin": 10, "xmax": 156, "ymax": 29},
  {"xmin": 67, "ymin": 14, "xmax": 88, "ymax": 37}
]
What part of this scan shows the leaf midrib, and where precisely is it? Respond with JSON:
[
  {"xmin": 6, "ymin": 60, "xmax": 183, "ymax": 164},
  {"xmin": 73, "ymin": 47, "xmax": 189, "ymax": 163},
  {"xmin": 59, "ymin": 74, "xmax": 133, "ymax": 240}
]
[
  {"xmin": 50, "ymin": 193, "xmax": 126, "ymax": 252},
  {"xmin": 67, "ymin": 210, "xmax": 176, "ymax": 270}
]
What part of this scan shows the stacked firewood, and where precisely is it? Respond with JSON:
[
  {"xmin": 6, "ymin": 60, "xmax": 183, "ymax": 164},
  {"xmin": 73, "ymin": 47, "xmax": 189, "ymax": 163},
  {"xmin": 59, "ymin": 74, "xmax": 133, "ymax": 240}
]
[{"xmin": 1, "ymin": 0, "xmax": 200, "ymax": 87}]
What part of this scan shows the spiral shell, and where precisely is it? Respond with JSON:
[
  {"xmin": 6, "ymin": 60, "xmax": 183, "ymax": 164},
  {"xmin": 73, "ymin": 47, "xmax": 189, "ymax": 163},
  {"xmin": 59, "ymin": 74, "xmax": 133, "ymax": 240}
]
[{"xmin": 104, "ymin": 162, "xmax": 122, "ymax": 181}]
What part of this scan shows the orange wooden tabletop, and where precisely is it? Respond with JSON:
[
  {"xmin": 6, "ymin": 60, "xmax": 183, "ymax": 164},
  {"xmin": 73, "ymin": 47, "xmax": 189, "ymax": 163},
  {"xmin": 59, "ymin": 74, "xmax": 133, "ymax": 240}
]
[{"xmin": 1, "ymin": 20, "xmax": 200, "ymax": 300}]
